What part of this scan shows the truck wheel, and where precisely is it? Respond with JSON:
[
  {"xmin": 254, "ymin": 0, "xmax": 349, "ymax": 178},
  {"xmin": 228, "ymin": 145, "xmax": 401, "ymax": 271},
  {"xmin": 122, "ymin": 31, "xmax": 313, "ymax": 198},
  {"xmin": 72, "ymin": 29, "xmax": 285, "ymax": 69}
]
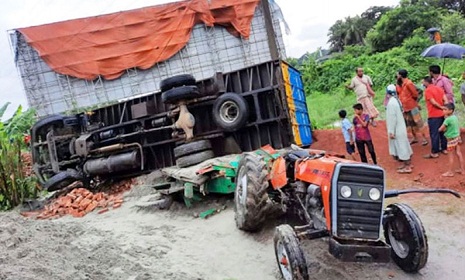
[
  {"xmin": 43, "ymin": 170, "xmax": 83, "ymax": 192},
  {"xmin": 383, "ymin": 203, "xmax": 428, "ymax": 273},
  {"xmin": 160, "ymin": 74, "xmax": 196, "ymax": 92},
  {"xmin": 161, "ymin": 86, "xmax": 200, "ymax": 104},
  {"xmin": 173, "ymin": 140, "xmax": 212, "ymax": 159},
  {"xmin": 274, "ymin": 224, "xmax": 309, "ymax": 280},
  {"xmin": 234, "ymin": 153, "xmax": 270, "ymax": 231},
  {"xmin": 176, "ymin": 150, "xmax": 214, "ymax": 168},
  {"xmin": 212, "ymin": 93, "xmax": 249, "ymax": 132},
  {"xmin": 32, "ymin": 115, "xmax": 65, "ymax": 140}
]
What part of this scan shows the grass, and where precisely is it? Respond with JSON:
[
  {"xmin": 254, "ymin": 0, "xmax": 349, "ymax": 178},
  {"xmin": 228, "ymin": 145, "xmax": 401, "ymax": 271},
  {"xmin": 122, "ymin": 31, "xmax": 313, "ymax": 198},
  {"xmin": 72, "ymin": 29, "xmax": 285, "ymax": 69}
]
[
  {"xmin": 307, "ymin": 89, "xmax": 387, "ymax": 129},
  {"xmin": 307, "ymin": 89, "xmax": 465, "ymax": 129}
]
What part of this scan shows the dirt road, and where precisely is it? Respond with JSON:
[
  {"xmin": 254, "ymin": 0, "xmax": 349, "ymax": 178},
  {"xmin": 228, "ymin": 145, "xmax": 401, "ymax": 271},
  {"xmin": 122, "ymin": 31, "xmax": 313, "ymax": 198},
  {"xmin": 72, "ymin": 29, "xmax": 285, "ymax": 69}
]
[
  {"xmin": 1, "ymin": 183, "xmax": 464, "ymax": 280},
  {"xmin": 1, "ymin": 121, "xmax": 465, "ymax": 280}
]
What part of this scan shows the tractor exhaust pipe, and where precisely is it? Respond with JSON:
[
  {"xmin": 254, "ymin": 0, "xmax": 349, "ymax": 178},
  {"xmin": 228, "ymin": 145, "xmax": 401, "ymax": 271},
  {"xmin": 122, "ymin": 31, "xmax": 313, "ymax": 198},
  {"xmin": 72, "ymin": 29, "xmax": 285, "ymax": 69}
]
[{"xmin": 384, "ymin": 189, "xmax": 461, "ymax": 199}]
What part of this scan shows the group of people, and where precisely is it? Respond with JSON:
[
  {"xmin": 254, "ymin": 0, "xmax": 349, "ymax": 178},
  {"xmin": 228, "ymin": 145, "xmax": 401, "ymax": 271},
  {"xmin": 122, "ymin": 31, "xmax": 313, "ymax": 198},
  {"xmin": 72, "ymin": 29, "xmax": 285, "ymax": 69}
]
[{"xmin": 341, "ymin": 66, "xmax": 463, "ymax": 177}]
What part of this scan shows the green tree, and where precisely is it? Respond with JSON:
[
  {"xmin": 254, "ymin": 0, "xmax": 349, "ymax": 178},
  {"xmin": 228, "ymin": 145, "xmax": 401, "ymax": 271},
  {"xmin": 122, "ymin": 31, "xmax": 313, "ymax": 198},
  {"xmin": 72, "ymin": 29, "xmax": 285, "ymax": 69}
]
[
  {"xmin": 440, "ymin": 11, "xmax": 465, "ymax": 43},
  {"xmin": 366, "ymin": 4, "xmax": 443, "ymax": 52},
  {"xmin": 328, "ymin": 20, "xmax": 347, "ymax": 52}
]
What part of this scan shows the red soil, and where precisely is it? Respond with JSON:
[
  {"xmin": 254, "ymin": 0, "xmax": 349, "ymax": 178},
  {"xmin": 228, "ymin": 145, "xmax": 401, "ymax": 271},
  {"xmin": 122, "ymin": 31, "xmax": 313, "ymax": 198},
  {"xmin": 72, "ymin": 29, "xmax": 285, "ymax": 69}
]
[{"xmin": 312, "ymin": 121, "xmax": 465, "ymax": 193}]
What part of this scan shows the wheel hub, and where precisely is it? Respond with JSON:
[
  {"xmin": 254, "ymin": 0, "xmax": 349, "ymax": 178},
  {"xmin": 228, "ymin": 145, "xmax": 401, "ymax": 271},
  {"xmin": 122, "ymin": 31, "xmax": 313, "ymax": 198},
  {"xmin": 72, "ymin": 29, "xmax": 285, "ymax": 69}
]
[
  {"xmin": 277, "ymin": 239, "xmax": 293, "ymax": 280},
  {"xmin": 388, "ymin": 223, "xmax": 410, "ymax": 259},
  {"xmin": 219, "ymin": 101, "xmax": 240, "ymax": 124}
]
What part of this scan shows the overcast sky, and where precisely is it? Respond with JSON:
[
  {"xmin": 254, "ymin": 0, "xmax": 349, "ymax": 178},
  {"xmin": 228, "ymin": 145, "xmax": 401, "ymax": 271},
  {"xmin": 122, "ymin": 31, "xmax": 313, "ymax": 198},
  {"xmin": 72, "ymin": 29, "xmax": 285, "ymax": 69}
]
[{"xmin": 0, "ymin": 0, "xmax": 399, "ymax": 119}]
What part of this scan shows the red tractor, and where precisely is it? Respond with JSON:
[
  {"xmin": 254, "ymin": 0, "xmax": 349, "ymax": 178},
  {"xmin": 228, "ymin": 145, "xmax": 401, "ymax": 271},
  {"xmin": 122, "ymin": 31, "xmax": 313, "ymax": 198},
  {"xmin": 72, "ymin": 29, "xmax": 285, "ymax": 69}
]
[{"xmin": 233, "ymin": 146, "xmax": 460, "ymax": 280}]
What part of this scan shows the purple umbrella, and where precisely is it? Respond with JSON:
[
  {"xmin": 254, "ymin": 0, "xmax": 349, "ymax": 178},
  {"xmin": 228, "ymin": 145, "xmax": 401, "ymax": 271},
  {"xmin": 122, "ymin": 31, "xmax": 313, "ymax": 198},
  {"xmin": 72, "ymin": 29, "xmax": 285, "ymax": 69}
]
[{"xmin": 421, "ymin": 43, "xmax": 465, "ymax": 72}]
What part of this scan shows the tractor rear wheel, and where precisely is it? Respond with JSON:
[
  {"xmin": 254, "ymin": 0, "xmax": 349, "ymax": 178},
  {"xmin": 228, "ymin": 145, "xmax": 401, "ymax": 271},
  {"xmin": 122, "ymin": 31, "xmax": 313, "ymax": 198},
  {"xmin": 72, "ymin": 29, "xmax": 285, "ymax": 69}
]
[
  {"xmin": 383, "ymin": 203, "xmax": 428, "ymax": 273},
  {"xmin": 274, "ymin": 224, "xmax": 309, "ymax": 280},
  {"xmin": 234, "ymin": 153, "xmax": 270, "ymax": 231}
]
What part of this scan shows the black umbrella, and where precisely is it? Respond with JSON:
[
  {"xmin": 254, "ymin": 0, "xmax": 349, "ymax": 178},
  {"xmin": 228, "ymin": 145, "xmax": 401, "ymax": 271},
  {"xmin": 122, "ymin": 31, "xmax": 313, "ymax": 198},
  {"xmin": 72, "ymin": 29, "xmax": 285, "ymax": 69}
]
[{"xmin": 420, "ymin": 43, "xmax": 465, "ymax": 73}]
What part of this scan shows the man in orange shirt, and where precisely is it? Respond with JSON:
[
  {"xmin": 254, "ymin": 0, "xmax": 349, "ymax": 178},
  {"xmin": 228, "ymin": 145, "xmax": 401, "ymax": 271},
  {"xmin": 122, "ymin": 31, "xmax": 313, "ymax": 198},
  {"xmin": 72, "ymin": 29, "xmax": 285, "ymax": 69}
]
[
  {"xmin": 396, "ymin": 69, "xmax": 428, "ymax": 145},
  {"xmin": 422, "ymin": 76, "xmax": 448, "ymax": 158}
]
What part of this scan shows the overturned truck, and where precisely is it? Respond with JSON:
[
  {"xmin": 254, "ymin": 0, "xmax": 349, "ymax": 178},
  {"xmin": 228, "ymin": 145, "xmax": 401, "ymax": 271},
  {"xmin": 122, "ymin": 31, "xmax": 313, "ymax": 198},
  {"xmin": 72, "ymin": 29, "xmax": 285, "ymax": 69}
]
[{"xmin": 11, "ymin": 0, "xmax": 313, "ymax": 190}]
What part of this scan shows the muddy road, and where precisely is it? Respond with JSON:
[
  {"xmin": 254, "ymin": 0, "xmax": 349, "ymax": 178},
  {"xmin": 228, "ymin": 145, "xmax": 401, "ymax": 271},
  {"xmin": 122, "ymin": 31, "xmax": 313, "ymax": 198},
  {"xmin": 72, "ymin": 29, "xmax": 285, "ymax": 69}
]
[{"xmin": 1, "ymin": 183, "xmax": 463, "ymax": 280}]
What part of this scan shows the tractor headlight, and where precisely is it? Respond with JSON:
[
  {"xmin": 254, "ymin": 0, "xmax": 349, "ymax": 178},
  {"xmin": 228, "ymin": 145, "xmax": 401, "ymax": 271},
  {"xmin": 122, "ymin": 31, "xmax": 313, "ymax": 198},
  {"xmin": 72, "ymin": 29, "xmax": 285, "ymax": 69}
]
[
  {"xmin": 369, "ymin": 188, "xmax": 381, "ymax": 201},
  {"xmin": 341, "ymin": 185, "xmax": 352, "ymax": 198}
]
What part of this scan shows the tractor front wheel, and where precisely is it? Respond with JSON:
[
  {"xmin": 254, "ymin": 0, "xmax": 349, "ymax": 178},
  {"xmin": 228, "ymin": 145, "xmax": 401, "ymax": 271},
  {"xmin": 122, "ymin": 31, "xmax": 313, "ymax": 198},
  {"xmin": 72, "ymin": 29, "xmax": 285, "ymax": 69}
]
[
  {"xmin": 383, "ymin": 203, "xmax": 428, "ymax": 273},
  {"xmin": 274, "ymin": 224, "xmax": 309, "ymax": 280},
  {"xmin": 234, "ymin": 153, "xmax": 270, "ymax": 231}
]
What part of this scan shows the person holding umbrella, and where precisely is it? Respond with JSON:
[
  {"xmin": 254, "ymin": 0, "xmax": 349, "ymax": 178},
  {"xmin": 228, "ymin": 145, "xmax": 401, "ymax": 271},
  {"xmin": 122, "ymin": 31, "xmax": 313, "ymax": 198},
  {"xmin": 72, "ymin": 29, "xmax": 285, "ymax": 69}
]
[
  {"xmin": 429, "ymin": 65, "xmax": 454, "ymax": 104},
  {"xmin": 422, "ymin": 76, "xmax": 448, "ymax": 159}
]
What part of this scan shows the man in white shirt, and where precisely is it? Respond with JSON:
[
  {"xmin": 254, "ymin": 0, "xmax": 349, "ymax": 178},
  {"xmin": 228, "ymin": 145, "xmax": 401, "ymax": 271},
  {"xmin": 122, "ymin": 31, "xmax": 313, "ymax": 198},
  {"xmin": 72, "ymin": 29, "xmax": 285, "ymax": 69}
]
[{"xmin": 346, "ymin": 67, "xmax": 379, "ymax": 126}]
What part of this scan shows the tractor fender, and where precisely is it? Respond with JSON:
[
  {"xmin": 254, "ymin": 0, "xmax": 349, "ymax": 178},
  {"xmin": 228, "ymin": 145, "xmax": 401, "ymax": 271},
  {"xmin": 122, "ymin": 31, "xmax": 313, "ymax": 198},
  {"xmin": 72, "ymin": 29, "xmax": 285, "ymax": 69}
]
[{"xmin": 270, "ymin": 156, "xmax": 287, "ymax": 189}]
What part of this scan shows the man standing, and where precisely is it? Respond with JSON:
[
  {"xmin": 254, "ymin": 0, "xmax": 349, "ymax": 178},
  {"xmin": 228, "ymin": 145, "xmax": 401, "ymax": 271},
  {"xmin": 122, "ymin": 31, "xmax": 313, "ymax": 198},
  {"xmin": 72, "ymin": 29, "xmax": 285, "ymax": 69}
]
[
  {"xmin": 429, "ymin": 64, "xmax": 454, "ymax": 104},
  {"xmin": 396, "ymin": 69, "xmax": 429, "ymax": 145},
  {"xmin": 385, "ymin": 85, "xmax": 413, "ymax": 174},
  {"xmin": 422, "ymin": 76, "xmax": 447, "ymax": 159},
  {"xmin": 346, "ymin": 67, "xmax": 379, "ymax": 126}
]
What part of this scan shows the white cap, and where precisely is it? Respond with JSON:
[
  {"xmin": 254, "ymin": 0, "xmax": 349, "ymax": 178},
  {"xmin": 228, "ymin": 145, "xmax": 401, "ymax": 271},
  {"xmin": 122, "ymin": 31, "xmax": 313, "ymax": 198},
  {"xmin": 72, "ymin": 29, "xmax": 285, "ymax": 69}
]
[{"xmin": 386, "ymin": 84, "xmax": 396, "ymax": 95}]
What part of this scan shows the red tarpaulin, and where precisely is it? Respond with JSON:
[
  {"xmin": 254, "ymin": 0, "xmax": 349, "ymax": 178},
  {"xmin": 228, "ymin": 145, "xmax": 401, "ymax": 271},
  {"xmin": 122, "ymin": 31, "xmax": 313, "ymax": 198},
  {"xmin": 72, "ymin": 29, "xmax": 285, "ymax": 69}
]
[{"xmin": 18, "ymin": 0, "xmax": 260, "ymax": 80}]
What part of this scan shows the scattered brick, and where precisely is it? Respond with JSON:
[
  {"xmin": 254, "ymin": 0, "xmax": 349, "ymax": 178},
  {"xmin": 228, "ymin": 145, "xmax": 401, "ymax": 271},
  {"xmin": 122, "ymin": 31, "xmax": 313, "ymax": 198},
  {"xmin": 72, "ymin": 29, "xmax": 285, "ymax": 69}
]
[
  {"xmin": 20, "ymin": 178, "xmax": 134, "ymax": 220},
  {"xmin": 97, "ymin": 208, "xmax": 109, "ymax": 214}
]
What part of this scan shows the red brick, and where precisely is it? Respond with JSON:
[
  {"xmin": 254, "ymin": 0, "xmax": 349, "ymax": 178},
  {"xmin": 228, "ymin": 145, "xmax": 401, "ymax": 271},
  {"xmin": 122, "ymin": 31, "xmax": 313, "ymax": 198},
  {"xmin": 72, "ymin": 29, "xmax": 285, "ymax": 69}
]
[{"xmin": 97, "ymin": 208, "xmax": 109, "ymax": 214}]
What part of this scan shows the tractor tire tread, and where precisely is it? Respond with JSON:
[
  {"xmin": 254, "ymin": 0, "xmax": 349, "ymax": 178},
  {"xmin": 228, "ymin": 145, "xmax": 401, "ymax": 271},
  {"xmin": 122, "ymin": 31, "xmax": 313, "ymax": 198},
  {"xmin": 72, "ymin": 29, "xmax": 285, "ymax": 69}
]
[
  {"xmin": 274, "ymin": 224, "xmax": 309, "ymax": 280},
  {"xmin": 384, "ymin": 203, "xmax": 428, "ymax": 273},
  {"xmin": 235, "ymin": 153, "xmax": 270, "ymax": 231}
]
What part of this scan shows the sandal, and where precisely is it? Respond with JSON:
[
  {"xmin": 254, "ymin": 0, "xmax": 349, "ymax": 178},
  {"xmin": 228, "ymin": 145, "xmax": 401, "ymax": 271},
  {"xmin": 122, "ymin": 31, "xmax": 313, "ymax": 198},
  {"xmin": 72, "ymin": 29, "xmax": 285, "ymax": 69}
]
[
  {"xmin": 397, "ymin": 168, "xmax": 412, "ymax": 174},
  {"xmin": 423, "ymin": 154, "xmax": 439, "ymax": 159},
  {"xmin": 441, "ymin": 172, "xmax": 454, "ymax": 177},
  {"xmin": 410, "ymin": 139, "xmax": 418, "ymax": 145},
  {"xmin": 421, "ymin": 140, "xmax": 428, "ymax": 146}
]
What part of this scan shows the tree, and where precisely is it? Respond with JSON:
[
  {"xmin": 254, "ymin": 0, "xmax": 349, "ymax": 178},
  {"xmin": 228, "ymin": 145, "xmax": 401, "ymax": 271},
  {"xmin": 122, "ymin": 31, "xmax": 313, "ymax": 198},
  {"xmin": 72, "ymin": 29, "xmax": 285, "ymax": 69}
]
[
  {"xmin": 328, "ymin": 20, "xmax": 348, "ymax": 52},
  {"xmin": 440, "ymin": 11, "xmax": 465, "ymax": 43},
  {"xmin": 327, "ymin": 6, "xmax": 393, "ymax": 53},
  {"xmin": 366, "ymin": 4, "xmax": 443, "ymax": 52}
]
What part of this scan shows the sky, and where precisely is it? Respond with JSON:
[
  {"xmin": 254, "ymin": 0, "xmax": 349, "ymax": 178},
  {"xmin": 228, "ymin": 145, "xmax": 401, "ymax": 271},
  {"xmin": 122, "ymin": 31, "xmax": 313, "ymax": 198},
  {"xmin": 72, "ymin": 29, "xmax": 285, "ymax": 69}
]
[{"xmin": 0, "ymin": 0, "xmax": 399, "ymax": 119}]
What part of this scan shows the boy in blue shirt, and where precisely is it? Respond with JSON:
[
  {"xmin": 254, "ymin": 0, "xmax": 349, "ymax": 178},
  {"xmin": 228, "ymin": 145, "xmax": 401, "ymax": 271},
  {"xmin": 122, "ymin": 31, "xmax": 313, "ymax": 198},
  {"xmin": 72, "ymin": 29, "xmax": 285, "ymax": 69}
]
[{"xmin": 339, "ymin": 109, "xmax": 357, "ymax": 160}]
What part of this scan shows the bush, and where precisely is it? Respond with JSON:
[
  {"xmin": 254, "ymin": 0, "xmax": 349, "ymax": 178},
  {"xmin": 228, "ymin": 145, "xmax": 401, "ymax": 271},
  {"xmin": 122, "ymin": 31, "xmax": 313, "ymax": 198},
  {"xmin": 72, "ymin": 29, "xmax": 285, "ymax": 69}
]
[{"xmin": 0, "ymin": 103, "xmax": 38, "ymax": 210}]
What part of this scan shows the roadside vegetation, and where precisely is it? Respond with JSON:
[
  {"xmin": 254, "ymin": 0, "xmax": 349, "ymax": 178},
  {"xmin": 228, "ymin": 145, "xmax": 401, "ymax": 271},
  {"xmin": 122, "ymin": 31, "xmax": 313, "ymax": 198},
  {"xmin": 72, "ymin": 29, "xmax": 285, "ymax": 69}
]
[
  {"xmin": 292, "ymin": 0, "xmax": 465, "ymax": 128},
  {"xmin": 0, "ymin": 102, "xmax": 37, "ymax": 210}
]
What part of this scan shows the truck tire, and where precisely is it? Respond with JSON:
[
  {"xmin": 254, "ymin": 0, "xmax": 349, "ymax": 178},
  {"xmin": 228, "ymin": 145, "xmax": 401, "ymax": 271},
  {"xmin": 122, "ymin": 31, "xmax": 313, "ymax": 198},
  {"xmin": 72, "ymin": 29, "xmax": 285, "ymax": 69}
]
[
  {"xmin": 161, "ymin": 86, "xmax": 200, "ymax": 104},
  {"xmin": 160, "ymin": 74, "xmax": 196, "ymax": 92},
  {"xmin": 173, "ymin": 140, "xmax": 212, "ymax": 159},
  {"xmin": 32, "ymin": 115, "xmax": 65, "ymax": 140},
  {"xmin": 234, "ymin": 153, "xmax": 270, "ymax": 231},
  {"xmin": 274, "ymin": 224, "xmax": 309, "ymax": 280},
  {"xmin": 176, "ymin": 150, "xmax": 214, "ymax": 168},
  {"xmin": 383, "ymin": 203, "xmax": 428, "ymax": 273},
  {"xmin": 212, "ymin": 93, "xmax": 249, "ymax": 132},
  {"xmin": 43, "ymin": 170, "xmax": 83, "ymax": 192}
]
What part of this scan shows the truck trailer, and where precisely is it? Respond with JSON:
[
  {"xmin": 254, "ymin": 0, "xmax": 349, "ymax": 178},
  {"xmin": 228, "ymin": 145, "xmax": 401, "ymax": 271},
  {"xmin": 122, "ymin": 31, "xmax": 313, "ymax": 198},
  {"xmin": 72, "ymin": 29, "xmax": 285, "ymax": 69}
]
[{"xmin": 10, "ymin": 0, "xmax": 313, "ymax": 190}]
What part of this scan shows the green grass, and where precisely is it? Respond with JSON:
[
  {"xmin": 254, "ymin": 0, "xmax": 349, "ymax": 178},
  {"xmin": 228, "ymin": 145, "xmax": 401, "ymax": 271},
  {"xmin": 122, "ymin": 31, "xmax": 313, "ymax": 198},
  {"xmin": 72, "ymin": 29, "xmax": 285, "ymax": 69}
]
[
  {"xmin": 307, "ymin": 89, "xmax": 387, "ymax": 129},
  {"xmin": 307, "ymin": 89, "xmax": 465, "ymax": 129}
]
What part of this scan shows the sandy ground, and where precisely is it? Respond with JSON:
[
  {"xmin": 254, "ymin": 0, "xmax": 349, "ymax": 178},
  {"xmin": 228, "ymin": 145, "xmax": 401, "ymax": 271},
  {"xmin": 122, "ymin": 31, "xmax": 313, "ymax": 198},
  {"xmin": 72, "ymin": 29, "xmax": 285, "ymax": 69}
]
[{"xmin": 1, "ymin": 121, "xmax": 465, "ymax": 280}]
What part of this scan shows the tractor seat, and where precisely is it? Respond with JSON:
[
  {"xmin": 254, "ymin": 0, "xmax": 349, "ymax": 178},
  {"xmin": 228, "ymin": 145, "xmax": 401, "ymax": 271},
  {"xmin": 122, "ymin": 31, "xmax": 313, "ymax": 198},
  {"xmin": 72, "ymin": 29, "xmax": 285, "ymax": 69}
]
[{"xmin": 285, "ymin": 149, "xmax": 311, "ymax": 162}]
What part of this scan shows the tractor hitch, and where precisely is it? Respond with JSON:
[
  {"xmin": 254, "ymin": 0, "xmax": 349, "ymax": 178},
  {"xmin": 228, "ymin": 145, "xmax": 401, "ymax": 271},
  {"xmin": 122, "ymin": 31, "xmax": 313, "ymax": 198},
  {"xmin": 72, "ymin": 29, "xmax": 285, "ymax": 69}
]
[{"xmin": 384, "ymin": 189, "xmax": 461, "ymax": 199}]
